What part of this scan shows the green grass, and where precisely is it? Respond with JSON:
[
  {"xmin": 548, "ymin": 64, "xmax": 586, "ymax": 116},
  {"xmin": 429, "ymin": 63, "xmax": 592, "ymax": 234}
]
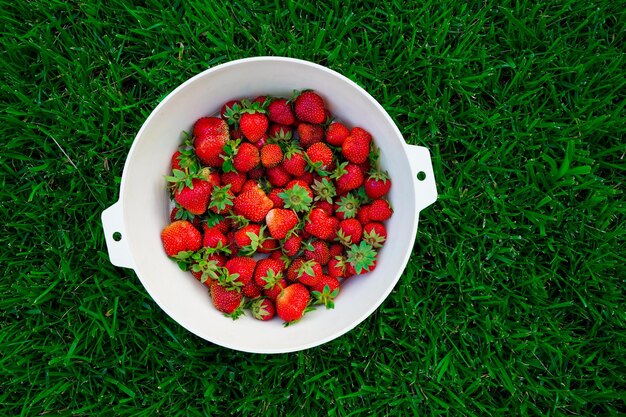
[{"xmin": 1, "ymin": 0, "xmax": 625, "ymax": 415}]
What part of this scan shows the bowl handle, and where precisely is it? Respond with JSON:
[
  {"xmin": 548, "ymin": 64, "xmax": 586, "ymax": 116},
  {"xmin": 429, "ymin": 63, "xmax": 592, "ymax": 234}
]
[
  {"xmin": 101, "ymin": 200, "xmax": 135, "ymax": 269},
  {"xmin": 404, "ymin": 144, "xmax": 438, "ymax": 211}
]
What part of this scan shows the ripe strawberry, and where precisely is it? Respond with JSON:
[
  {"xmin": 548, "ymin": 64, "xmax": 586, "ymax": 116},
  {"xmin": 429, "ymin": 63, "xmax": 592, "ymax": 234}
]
[
  {"xmin": 357, "ymin": 204, "xmax": 372, "ymax": 224},
  {"xmin": 209, "ymin": 215, "xmax": 232, "ymax": 235},
  {"xmin": 282, "ymin": 234, "xmax": 302, "ymax": 257},
  {"xmin": 311, "ymin": 275, "xmax": 340, "ymax": 309},
  {"xmin": 161, "ymin": 220, "xmax": 202, "ymax": 257},
  {"xmin": 225, "ymin": 256, "xmax": 257, "ymax": 287},
  {"xmin": 233, "ymin": 142, "xmax": 260, "ymax": 173},
  {"xmin": 171, "ymin": 150, "xmax": 182, "ymax": 171},
  {"xmin": 258, "ymin": 236, "xmax": 278, "ymax": 253},
  {"xmin": 363, "ymin": 222, "xmax": 387, "ymax": 248},
  {"xmin": 240, "ymin": 112, "xmax": 269, "ymax": 142},
  {"xmin": 173, "ymin": 178, "xmax": 212, "ymax": 215},
  {"xmin": 295, "ymin": 171, "xmax": 315, "ymax": 185},
  {"xmin": 208, "ymin": 184, "xmax": 234, "ymax": 215},
  {"xmin": 233, "ymin": 224, "xmax": 264, "ymax": 254},
  {"xmin": 240, "ymin": 179, "xmax": 260, "ymax": 193},
  {"xmin": 282, "ymin": 147, "xmax": 308, "ymax": 176},
  {"xmin": 233, "ymin": 187, "xmax": 274, "ymax": 222},
  {"xmin": 266, "ymin": 208, "xmax": 299, "ymax": 240},
  {"xmin": 260, "ymin": 143, "xmax": 283, "ymax": 168},
  {"xmin": 306, "ymin": 142, "xmax": 333, "ymax": 171},
  {"xmin": 202, "ymin": 225, "xmax": 228, "ymax": 250},
  {"xmin": 242, "ymin": 281, "xmax": 262, "ymax": 299},
  {"xmin": 342, "ymin": 128, "xmax": 372, "ymax": 164},
  {"xmin": 336, "ymin": 218, "xmax": 363, "ymax": 246},
  {"xmin": 334, "ymin": 163, "xmax": 364, "ymax": 195},
  {"xmin": 268, "ymin": 98, "xmax": 296, "ymax": 125},
  {"xmin": 297, "ymin": 123, "xmax": 324, "ymax": 148},
  {"xmin": 268, "ymin": 124, "xmax": 293, "ymax": 140},
  {"xmin": 247, "ymin": 165, "xmax": 265, "ymax": 180},
  {"xmin": 276, "ymin": 283, "xmax": 311, "ymax": 322},
  {"xmin": 210, "ymin": 280, "xmax": 243, "ymax": 316},
  {"xmin": 304, "ymin": 240, "xmax": 331, "ymax": 265},
  {"xmin": 252, "ymin": 134, "xmax": 268, "ymax": 150},
  {"xmin": 170, "ymin": 207, "xmax": 202, "ymax": 229},
  {"xmin": 313, "ymin": 200, "xmax": 334, "ymax": 216},
  {"xmin": 194, "ymin": 117, "xmax": 229, "ymax": 167},
  {"xmin": 252, "ymin": 95, "xmax": 268, "ymax": 105},
  {"xmin": 364, "ymin": 171, "xmax": 391, "ymax": 199},
  {"xmin": 327, "ymin": 256, "xmax": 346, "ymax": 278},
  {"xmin": 294, "ymin": 91, "xmax": 326, "ymax": 124},
  {"xmin": 325, "ymin": 122, "xmax": 350, "ymax": 146},
  {"xmin": 266, "ymin": 165, "xmax": 291, "ymax": 187},
  {"xmin": 221, "ymin": 171, "xmax": 247, "ymax": 194},
  {"xmin": 304, "ymin": 208, "xmax": 339, "ymax": 241},
  {"xmin": 268, "ymin": 188, "xmax": 285, "ymax": 208},
  {"xmin": 220, "ymin": 99, "xmax": 241, "ymax": 119},
  {"xmin": 254, "ymin": 258, "xmax": 284, "ymax": 289},
  {"xmin": 263, "ymin": 278, "xmax": 287, "ymax": 301},
  {"xmin": 296, "ymin": 260, "xmax": 322, "ymax": 287},
  {"xmin": 329, "ymin": 243, "xmax": 344, "ymax": 257},
  {"xmin": 369, "ymin": 199, "xmax": 393, "ymax": 221},
  {"xmin": 250, "ymin": 298, "xmax": 276, "ymax": 321}
]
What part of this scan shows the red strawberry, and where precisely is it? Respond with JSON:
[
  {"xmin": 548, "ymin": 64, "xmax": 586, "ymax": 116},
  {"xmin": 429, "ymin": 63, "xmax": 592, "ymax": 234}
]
[
  {"xmin": 342, "ymin": 128, "xmax": 372, "ymax": 164},
  {"xmin": 211, "ymin": 216, "xmax": 232, "ymax": 235},
  {"xmin": 363, "ymin": 222, "xmax": 387, "ymax": 248},
  {"xmin": 296, "ymin": 260, "xmax": 322, "ymax": 287},
  {"xmin": 263, "ymin": 278, "xmax": 287, "ymax": 301},
  {"xmin": 266, "ymin": 208, "xmax": 299, "ymax": 240},
  {"xmin": 294, "ymin": 91, "xmax": 326, "ymax": 124},
  {"xmin": 252, "ymin": 134, "xmax": 268, "ymax": 150},
  {"xmin": 268, "ymin": 188, "xmax": 285, "ymax": 208},
  {"xmin": 194, "ymin": 117, "xmax": 229, "ymax": 167},
  {"xmin": 221, "ymin": 171, "xmax": 247, "ymax": 194},
  {"xmin": 364, "ymin": 171, "xmax": 391, "ymax": 199},
  {"xmin": 247, "ymin": 165, "xmax": 265, "ymax": 180},
  {"xmin": 225, "ymin": 256, "xmax": 257, "ymax": 287},
  {"xmin": 304, "ymin": 240, "xmax": 331, "ymax": 265},
  {"xmin": 329, "ymin": 243, "xmax": 344, "ymax": 257},
  {"xmin": 327, "ymin": 256, "xmax": 346, "ymax": 278},
  {"xmin": 268, "ymin": 98, "xmax": 296, "ymax": 125},
  {"xmin": 313, "ymin": 200, "xmax": 334, "ymax": 216},
  {"xmin": 171, "ymin": 150, "xmax": 182, "ymax": 171},
  {"xmin": 266, "ymin": 165, "xmax": 292, "ymax": 187},
  {"xmin": 276, "ymin": 283, "xmax": 311, "ymax": 322},
  {"xmin": 252, "ymin": 95, "xmax": 268, "ymax": 105},
  {"xmin": 233, "ymin": 142, "xmax": 260, "ymax": 173},
  {"xmin": 306, "ymin": 142, "xmax": 333, "ymax": 171},
  {"xmin": 268, "ymin": 124, "xmax": 293, "ymax": 140},
  {"xmin": 210, "ymin": 280, "xmax": 243, "ymax": 316},
  {"xmin": 233, "ymin": 187, "xmax": 274, "ymax": 222},
  {"xmin": 258, "ymin": 236, "xmax": 278, "ymax": 253},
  {"xmin": 240, "ymin": 112, "xmax": 268, "ymax": 142},
  {"xmin": 202, "ymin": 225, "xmax": 228, "ymax": 249},
  {"xmin": 240, "ymin": 179, "xmax": 260, "ymax": 193},
  {"xmin": 161, "ymin": 220, "xmax": 202, "ymax": 257},
  {"xmin": 336, "ymin": 218, "xmax": 363, "ymax": 246},
  {"xmin": 334, "ymin": 163, "xmax": 364, "ymax": 194},
  {"xmin": 334, "ymin": 193, "xmax": 360, "ymax": 220},
  {"xmin": 357, "ymin": 204, "xmax": 372, "ymax": 224},
  {"xmin": 174, "ymin": 178, "xmax": 213, "ymax": 215},
  {"xmin": 369, "ymin": 199, "xmax": 393, "ymax": 221},
  {"xmin": 325, "ymin": 122, "xmax": 350, "ymax": 146},
  {"xmin": 233, "ymin": 224, "xmax": 263, "ymax": 253},
  {"xmin": 305, "ymin": 208, "xmax": 339, "ymax": 241},
  {"xmin": 311, "ymin": 275, "xmax": 340, "ymax": 309},
  {"xmin": 297, "ymin": 123, "xmax": 324, "ymax": 148},
  {"xmin": 254, "ymin": 258, "xmax": 284, "ymax": 289},
  {"xmin": 282, "ymin": 234, "xmax": 302, "ymax": 257},
  {"xmin": 251, "ymin": 298, "xmax": 276, "ymax": 321},
  {"xmin": 242, "ymin": 281, "xmax": 262, "ymax": 299},
  {"xmin": 169, "ymin": 207, "xmax": 202, "ymax": 229},
  {"xmin": 295, "ymin": 171, "xmax": 315, "ymax": 185},
  {"xmin": 282, "ymin": 147, "xmax": 308, "ymax": 177},
  {"xmin": 220, "ymin": 99, "xmax": 240, "ymax": 119},
  {"xmin": 260, "ymin": 143, "xmax": 283, "ymax": 168}
]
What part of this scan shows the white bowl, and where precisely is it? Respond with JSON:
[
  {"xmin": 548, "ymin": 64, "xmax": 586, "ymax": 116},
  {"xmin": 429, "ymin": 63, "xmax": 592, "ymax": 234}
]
[{"xmin": 101, "ymin": 57, "xmax": 437, "ymax": 353}]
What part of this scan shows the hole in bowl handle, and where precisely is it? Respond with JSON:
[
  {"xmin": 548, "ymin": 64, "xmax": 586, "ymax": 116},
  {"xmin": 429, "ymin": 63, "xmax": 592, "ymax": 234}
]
[
  {"xmin": 101, "ymin": 200, "xmax": 135, "ymax": 269},
  {"xmin": 404, "ymin": 144, "xmax": 438, "ymax": 212}
]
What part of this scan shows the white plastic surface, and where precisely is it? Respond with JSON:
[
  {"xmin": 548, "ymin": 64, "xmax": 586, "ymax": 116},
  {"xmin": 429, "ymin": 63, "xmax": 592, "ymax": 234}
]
[
  {"xmin": 102, "ymin": 57, "xmax": 438, "ymax": 353},
  {"xmin": 101, "ymin": 200, "xmax": 134, "ymax": 268},
  {"xmin": 405, "ymin": 145, "xmax": 438, "ymax": 212}
]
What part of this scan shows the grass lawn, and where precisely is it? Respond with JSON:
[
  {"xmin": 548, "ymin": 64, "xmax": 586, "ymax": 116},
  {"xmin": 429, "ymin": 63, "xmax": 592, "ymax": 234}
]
[{"xmin": 1, "ymin": 0, "xmax": 625, "ymax": 415}]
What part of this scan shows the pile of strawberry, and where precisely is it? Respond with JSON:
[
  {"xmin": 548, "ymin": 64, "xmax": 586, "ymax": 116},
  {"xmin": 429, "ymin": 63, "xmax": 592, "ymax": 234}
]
[{"xmin": 160, "ymin": 90, "xmax": 393, "ymax": 324}]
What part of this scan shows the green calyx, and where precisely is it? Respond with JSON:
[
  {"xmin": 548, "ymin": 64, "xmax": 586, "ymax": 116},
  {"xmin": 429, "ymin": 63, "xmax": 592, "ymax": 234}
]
[
  {"xmin": 367, "ymin": 169, "xmax": 390, "ymax": 183},
  {"xmin": 208, "ymin": 184, "xmax": 234, "ymax": 213},
  {"xmin": 311, "ymin": 178, "xmax": 337, "ymax": 204},
  {"xmin": 278, "ymin": 184, "xmax": 312, "ymax": 212},
  {"xmin": 335, "ymin": 193, "xmax": 360, "ymax": 219},
  {"xmin": 191, "ymin": 257, "xmax": 222, "ymax": 283},
  {"xmin": 250, "ymin": 298, "xmax": 271, "ymax": 320},
  {"xmin": 363, "ymin": 228, "xmax": 386, "ymax": 248},
  {"xmin": 346, "ymin": 241, "xmax": 377, "ymax": 275},
  {"xmin": 261, "ymin": 268, "xmax": 283, "ymax": 289},
  {"xmin": 217, "ymin": 269, "xmax": 243, "ymax": 291},
  {"xmin": 331, "ymin": 161, "xmax": 349, "ymax": 180},
  {"xmin": 297, "ymin": 260, "xmax": 316, "ymax": 279},
  {"xmin": 220, "ymin": 139, "xmax": 241, "ymax": 173},
  {"xmin": 240, "ymin": 226, "xmax": 267, "ymax": 256},
  {"xmin": 312, "ymin": 284, "xmax": 340, "ymax": 309}
]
